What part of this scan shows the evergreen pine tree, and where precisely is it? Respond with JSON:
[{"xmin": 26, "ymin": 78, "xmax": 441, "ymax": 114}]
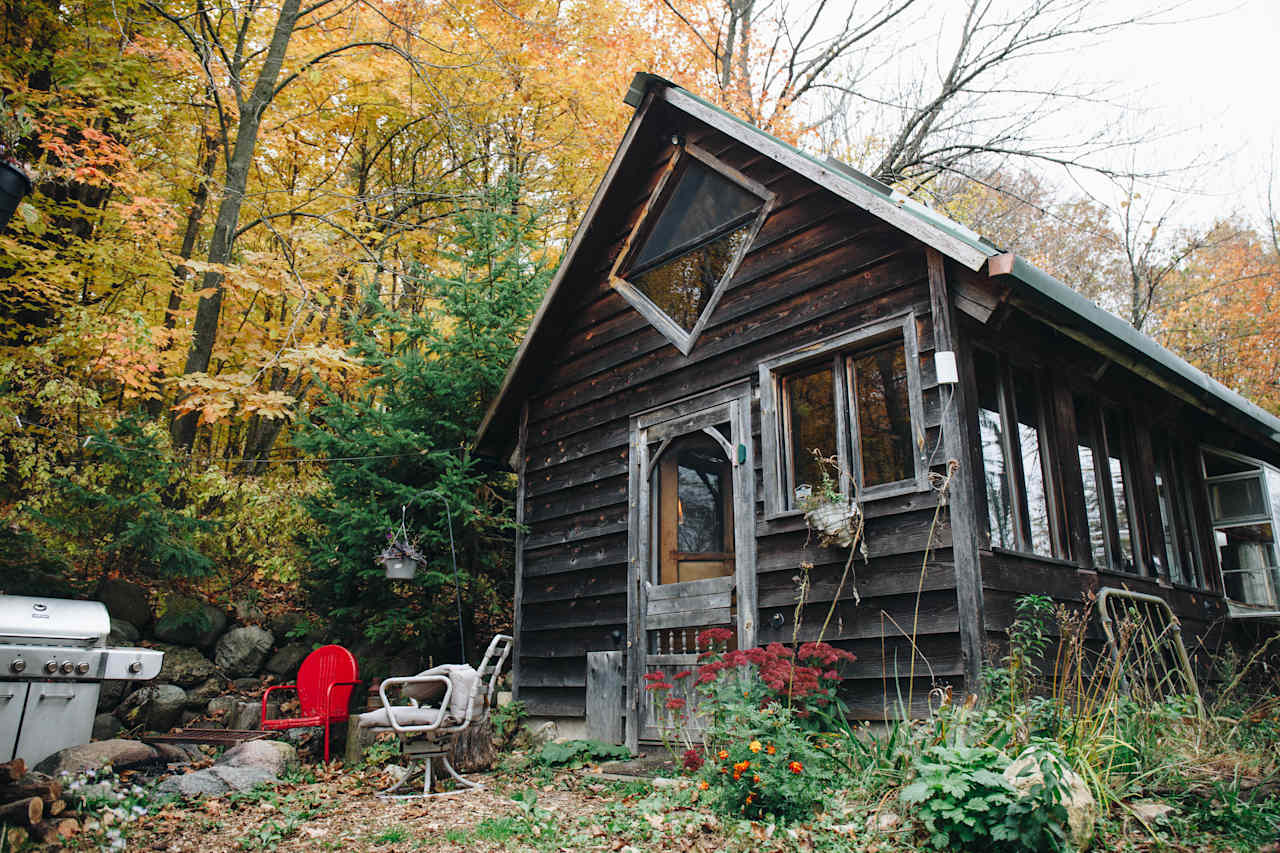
[{"xmin": 296, "ymin": 179, "xmax": 547, "ymax": 660}]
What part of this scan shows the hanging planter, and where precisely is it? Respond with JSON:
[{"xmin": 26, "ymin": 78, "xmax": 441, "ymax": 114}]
[
  {"xmin": 0, "ymin": 161, "xmax": 30, "ymax": 232},
  {"xmin": 377, "ymin": 540, "xmax": 424, "ymax": 580},
  {"xmin": 804, "ymin": 500, "xmax": 862, "ymax": 549}
]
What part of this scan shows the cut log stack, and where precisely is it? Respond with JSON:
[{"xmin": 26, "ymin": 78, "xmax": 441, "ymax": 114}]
[{"xmin": 0, "ymin": 759, "xmax": 80, "ymax": 847}]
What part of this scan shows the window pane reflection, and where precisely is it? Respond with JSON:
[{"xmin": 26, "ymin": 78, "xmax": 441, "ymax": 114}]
[
  {"xmin": 1078, "ymin": 442, "xmax": 1108, "ymax": 565},
  {"xmin": 630, "ymin": 226, "xmax": 752, "ymax": 331},
  {"xmin": 1154, "ymin": 467, "xmax": 1186, "ymax": 585},
  {"xmin": 975, "ymin": 351, "xmax": 1015, "ymax": 549},
  {"xmin": 783, "ymin": 365, "xmax": 836, "ymax": 508},
  {"xmin": 851, "ymin": 343, "xmax": 913, "ymax": 487},
  {"xmin": 1104, "ymin": 412, "xmax": 1135, "ymax": 571},
  {"xmin": 676, "ymin": 447, "xmax": 727, "ymax": 553},
  {"xmin": 1219, "ymin": 523, "xmax": 1280, "ymax": 607},
  {"xmin": 1012, "ymin": 369, "xmax": 1052, "ymax": 555}
]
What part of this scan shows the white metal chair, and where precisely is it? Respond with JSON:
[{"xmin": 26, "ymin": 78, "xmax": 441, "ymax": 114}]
[{"xmin": 359, "ymin": 634, "xmax": 513, "ymax": 798}]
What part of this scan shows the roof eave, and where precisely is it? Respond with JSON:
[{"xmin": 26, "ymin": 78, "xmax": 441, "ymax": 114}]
[{"xmin": 999, "ymin": 253, "xmax": 1280, "ymax": 447}]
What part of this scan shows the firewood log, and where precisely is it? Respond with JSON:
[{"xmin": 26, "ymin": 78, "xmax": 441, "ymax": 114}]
[
  {"xmin": 47, "ymin": 798, "xmax": 65, "ymax": 816},
  {"xmin": 0, "ymin": 778, "xmax": 62, "ymax": 802},
  {"xmin": 3, "ymin": 826, "xmax": 28, "ymax": 848},
  {"xmin": 30, "ymin": 817, "xmax": 78, "ymax": 842},
  {"xmin": 0, "ymin": 759, "xmax": 26, "ymax": 784},
  {"xmin": 0, "ymin": 795, "xmax": 43, "ymax": 826}
]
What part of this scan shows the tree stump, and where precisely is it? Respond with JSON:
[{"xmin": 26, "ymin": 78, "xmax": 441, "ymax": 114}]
[{"xmin": 448, "ymin": 719, "xmax": 495, "ymax": 773}]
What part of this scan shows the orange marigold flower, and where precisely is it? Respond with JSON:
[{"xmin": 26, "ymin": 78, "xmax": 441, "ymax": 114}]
[
  {"xmin": 732, "ymin": 771, "xmax": 742, "ymax": 781},
  {"xmin": 752, "ymin": 774, "xmax": 761, "ymax": 784},
  {"xmin": 718, "ymin": 749, "xmax": 729, "ymax": 760},
  {"xmin": 765, "ymin": 744, "xmax": 776, "ymax": 755},
  {"xmin": 748, "ymin": 740, "xmax": 762, "ymax": 753},
  {"xmin": 788, "ymin": 760, "xmax": 803, "ymax": 774},
  {"xmin": 699, "ymin": 780, "xmax": 709, "ymax": 790},
  {"xmin": 745, "ymin": 793, "xmax": 755, "ymax": 805},
  {"xmin": 733, "ymin": 760, "xmax": 750, "ymax": 772}
]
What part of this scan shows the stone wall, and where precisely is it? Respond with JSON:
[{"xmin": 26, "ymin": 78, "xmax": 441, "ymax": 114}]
[{"xmin": 93, "ymin": 580, "xmax": 429, "ymax": 750}]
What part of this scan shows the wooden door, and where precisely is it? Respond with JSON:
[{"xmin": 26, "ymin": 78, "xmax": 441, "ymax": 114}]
[{"xmin": 626, "ymin": 383, "xmax": 757, "ymax": 749}]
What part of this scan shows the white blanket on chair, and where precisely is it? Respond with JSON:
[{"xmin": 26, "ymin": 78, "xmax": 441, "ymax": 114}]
[
  {"xmin": 358, "ymin": 663, "xmax": 480, "ymax": 729},
  {"xmin": 358, "ymin": 704, "xmax": 452, "ymax": 729}
]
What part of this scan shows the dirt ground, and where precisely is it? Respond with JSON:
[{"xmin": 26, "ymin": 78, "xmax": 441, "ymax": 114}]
[{"xmin": 65, "ymin": 763, "xmax": 665, "ymax": 853}]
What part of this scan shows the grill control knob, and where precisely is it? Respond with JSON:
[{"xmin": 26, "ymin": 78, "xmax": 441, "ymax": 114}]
[
  {"xmin": 127, "ymin": 661, "xmax": 142, "ymax": 674},
  {"xmin": 44, "ymin": 660, "xmax": 57, "ymax": 674},
  {"xmin": 60, "ymin": 661, "xmax": 74, "ymax": 674},
  {"xmin": 75, "ymin": 662, "xmax": 90, "ymax": 675},
  {"xmin": 9, "ymin": 659, "xmax": 24, "ymax": 674}
]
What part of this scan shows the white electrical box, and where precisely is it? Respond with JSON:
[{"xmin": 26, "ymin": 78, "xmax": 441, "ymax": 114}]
[{"xmin": 935, "ymin": 351, "xmax": 959, "ymax": 384}]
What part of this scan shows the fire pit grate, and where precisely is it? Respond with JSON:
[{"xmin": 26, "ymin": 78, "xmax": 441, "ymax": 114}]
[{"xmin": 143, "ymin": 729, "xmax": 270, "ymax": 746}]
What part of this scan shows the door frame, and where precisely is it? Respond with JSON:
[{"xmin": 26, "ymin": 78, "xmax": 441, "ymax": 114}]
[{"xmin": 625, "ymin": 381, "xmax": 757, "ymax": 750}]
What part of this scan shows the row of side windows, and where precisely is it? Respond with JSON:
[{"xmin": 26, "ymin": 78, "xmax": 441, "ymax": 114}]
[{"xmin": 973, "ymin": 347, "xmax": 1209, "ymax": 588}]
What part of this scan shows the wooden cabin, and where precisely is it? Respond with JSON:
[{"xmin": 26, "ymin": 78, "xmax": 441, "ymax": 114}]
[{"xmin": 474, "ymin": 73, "xmax": 1280, "ymax": 748}]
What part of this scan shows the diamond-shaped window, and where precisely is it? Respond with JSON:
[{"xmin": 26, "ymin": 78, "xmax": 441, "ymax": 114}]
[{"xmin": 612, "ymin": 145, "xmax": 774, "ymax": 355}]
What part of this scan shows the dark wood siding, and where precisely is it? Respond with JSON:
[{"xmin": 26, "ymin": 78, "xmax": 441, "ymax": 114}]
[{"xmin": 515, "ymin": 102, "xmax": 963, "ymax": 719}]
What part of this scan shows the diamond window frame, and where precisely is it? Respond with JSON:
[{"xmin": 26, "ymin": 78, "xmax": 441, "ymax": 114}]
[{"xmin": 609, "ymin": 143, "xmax": 776, "ymax": 356}]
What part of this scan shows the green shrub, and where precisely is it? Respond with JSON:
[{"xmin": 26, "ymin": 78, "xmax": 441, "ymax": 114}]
[
  {"xmin": 899, "ymin": 743, "xmax": 1069, "ymax": 852},
  {"xmin": 535, "ymin": 739, "xmax": 630, "ymax": 768},
  {"xmin": 696, "ymin": 701, "xmax": 837, "ymax": 822}
]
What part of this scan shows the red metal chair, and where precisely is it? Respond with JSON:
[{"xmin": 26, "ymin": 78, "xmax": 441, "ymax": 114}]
[{"xmin": 261, "ymin": 644, "xmax": 359, "ymax": 762}]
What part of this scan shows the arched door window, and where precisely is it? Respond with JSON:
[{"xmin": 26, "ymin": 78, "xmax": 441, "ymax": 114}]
[{"xmin": 653, "ymin": 434, "xmax": 734, "ymax": 585}]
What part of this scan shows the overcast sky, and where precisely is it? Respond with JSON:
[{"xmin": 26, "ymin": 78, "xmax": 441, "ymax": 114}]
[{"xmin": 1085, "ymin": 0, "xmax": 1280, "ymax": 221}]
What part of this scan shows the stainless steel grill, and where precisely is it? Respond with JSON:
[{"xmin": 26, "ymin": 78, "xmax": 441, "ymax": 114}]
[{"xmin": 0, "ymin": 594, "xmax": 163, "ymax": 767}]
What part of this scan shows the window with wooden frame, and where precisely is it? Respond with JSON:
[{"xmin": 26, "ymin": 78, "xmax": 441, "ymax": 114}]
[
  {"xmin": 1073, "ymin": 396, "xmax": 1141, "ymax": 572},
  {"xmin": 1202, "ymin": 447, "xmax": 1280, "ymax": 606},
  {"xmin": 610, "ymin": 144, "xmax": 775, "ymax": 356},
  {"xmin": 974, "ymin": 349, "xmax": 1065, "ymax": 558},
  {"xmin": 759, "ymin": 313, "xmax": 927, "ymax": 516}
]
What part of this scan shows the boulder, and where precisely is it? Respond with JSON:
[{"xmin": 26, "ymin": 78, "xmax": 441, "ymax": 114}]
[
  {"xmin": 215, "ymin": 626, "xmax": 274, "ymax": 677},
  {"xmin": 152, "ymin": 743, "xmax": 192, "ymax": 765},
  {"xmin": 210, "ymin": 765, "xmax": 276, "ymax": 791},
  {"xmin": 97, "ymin": 679, "xmax": 129, "ymax": 713},
  {"xmin": 97, "ymin": 579, "xmax": 153, "ymax": 629},
  {"xmin": 232, "ymin": 677, "xmax": 264, "ymax": 693},
  {"xmin": 185, "ymin": 677, "xmax": 224, "ymax": 709},
  {"xmin": 229, "ymin": 700, "xmax": 271, "ymax": 731},
  {"xmin": 157, "ymin": 769, "xmax": 228, "ymax": 797},
  {"xmin": 35, "ymin": 739, "xmax": 162, "ymax": 776},
  {"xmin": 265, "ymin": 643, "xmax": 310, "ymax": 677},
  {"xmin": 1004, "ymin": 748, "xmax": 1096, "ymax": 851},
  {"xmin": 92, "ymin": 713, "xmax": 123, "ymax": 741},
  {"xmin": 220, "ymin": 740, "xmax": 297, "ymax": 776},
  {"xmin": 527, "ymin": 720, "xmax": 559, "ymax": 746},
  {"xmin": 157, "ymin": 645, "xmax": 217, "ymax": 687},
  {"xmin": 206, "ymin": 695, "xmax": 238, "ymax": 721},
  {"xmin": 116, "ymin": 684, "xmax": 188, "ymax": 732},
  {"xmin": 107, "ymin": 618, "xmax": 140, "ymax": 645},
  {"xmin": 154, "ymin": 596, "xmax": 227, "ymax": 649}
]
